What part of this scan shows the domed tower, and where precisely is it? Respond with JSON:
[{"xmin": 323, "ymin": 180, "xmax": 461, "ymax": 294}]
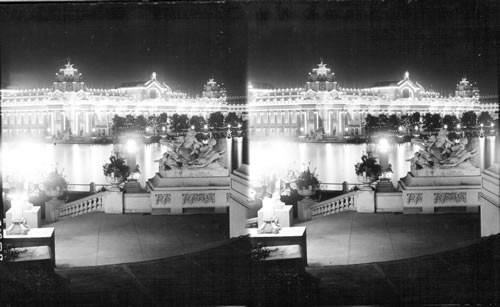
[
  {"xmin": 53, "ymin": 60, "xmax": 85, "ymax": 92},
  {"xmin": 455, "ymin": 76, "xmax": 479, "ymax": 98},
  {"xmin": 202, "ymin": 78, "xmax": 226, "ymax": 99},
  {"xmin": 306, "ymin": 60, "xmax": 337, "ymax": 92}
]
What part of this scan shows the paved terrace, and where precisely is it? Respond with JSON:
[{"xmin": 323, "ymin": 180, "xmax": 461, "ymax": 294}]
[{"xmin": 46, "ymin": 211, "xmax": 480, "ymax": 268}]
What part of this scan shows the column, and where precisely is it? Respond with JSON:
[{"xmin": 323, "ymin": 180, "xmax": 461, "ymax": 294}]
[
  {"xmin": 232, "ymin": 137, "xmax": 243, "ymax": 170},
  {"xmin": 50, "ymin": 112, "xmax": 55, "ymax": 136},
  {"xmin": 359, "ymin": 110, "xmax": 363, "ymax": 135},
  {"xmin": 303, "ymin": 111, "xmax": 307, "ymax": 135},
  {"xmin": 241, "ymin": 136, "xmax": 249, "ymax": 165},
  {"xmin": 86, "ymin": 112, "xmax": 90, "ymax": 135},
  {"xmin": 75, "ymin": 112, "xmax": 79, "ymax": 136},
  {"xmin": 326, "ymin": 111, "xmax": 330, "ymax": 135},
  {"xmin": 338, "ymin": 111, "xmax": 343, "ymax": 137},
  {"xmin": 480, "ymin": 135, "xmax": 500, "ymax": 236},
  {"xmin": 315, "ymin": 111, "xmax": 318, "ymax": 131},
  {"xmin": 107, "ymin": 112, "xmax": 111, "ymax": 136}
]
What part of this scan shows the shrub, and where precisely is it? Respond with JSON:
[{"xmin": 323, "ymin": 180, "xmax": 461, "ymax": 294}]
[
  {"xmin": 103, "ymin": 154, "xmax": 130, "ymax": 180},
  {"xmin": 295, "ymin": 165, "xmax": 320, "ymax": 190},
  {"xmin": 354, "ymin": 153, "xmax": 382, "ymax": 178}
]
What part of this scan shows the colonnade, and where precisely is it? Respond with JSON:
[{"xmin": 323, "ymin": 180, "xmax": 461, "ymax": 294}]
[{"xmin": 248, "ymin": 107, "xmax": 487, "ymax": 137}]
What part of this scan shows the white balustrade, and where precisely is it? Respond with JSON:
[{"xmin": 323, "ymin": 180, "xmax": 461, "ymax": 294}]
[
  {"xmin": 309, "ymin": 191, "xmax": 357, "ymax": 219},
  {"xmin": 57, "ymin": 192, "xmax": 104, "ymax": 220}
]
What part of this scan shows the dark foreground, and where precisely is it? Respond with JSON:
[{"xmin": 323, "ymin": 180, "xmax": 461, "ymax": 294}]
[{"xmin": 1, "ymin": 234, "xmax": 499, "ymax": 306}]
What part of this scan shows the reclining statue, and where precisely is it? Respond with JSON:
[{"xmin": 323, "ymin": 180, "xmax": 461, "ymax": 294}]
[
  {"xmin": 409, "ymin": 128, "xmax": 477, "ymax": 173},
  {"xmin": 156, "ymin": 128, "xmax": 226, "ymax": 174}
]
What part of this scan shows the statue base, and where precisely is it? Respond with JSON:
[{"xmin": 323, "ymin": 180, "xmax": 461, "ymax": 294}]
[
  {"xmin": 147, "ymin": 172, "xmax": 230, "ymax": 215},
  {"xmin": 258, "ymin": 217, "xmax": 281, "ymax": 234},
  {"xmin": 399, "ymin": 172, "xmax": 481, "ymax": 214},
  {"xmin": 411, "ymin": 161, "xmax": 481, "ymax": 177},
  {"xmin": 7, "ymin": 219, "xmax": 30, "ymax": 235},
  {"xmin": 159, "ymin": 163, "xmax": 229, "ymax": 178}
]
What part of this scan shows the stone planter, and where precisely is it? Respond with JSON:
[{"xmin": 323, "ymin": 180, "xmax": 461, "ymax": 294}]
[
  {"xmin": 297, "ymin": 186, "xmax": 316, "ymax": 199},
  {"xmin": 358, "ymin": 175, "xmax": 377, "ymax": 190},
  {"xmin": 106, "ymin": 176, "xmax": 125, "ymax": 191},
  {"xmin": 44, "ymin": 187, "xmax": 64, "ymax": 199}
]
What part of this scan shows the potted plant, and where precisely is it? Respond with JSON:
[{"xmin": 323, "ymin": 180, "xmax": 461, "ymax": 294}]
[
  {"xmin": 103, "ymin": 154, "xmax": 130, "ymax": 191},
  {"xmin": 294, "ymin": 165, "xmax": 320, "ymax": 197},
  {"xmin": 354, "ymin": 152, "xmax": 382, "ymax": 184},
  {"xmin": 39, "ymin": 167, "xmax": 68, "ymax": 199}
]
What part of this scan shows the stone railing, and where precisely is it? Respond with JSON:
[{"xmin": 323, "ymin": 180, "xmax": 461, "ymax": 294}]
[
  {"xmin": 309, "ymin": 191, "xmax": 357, "ymax": 219},
  {"xmin": 57, "ymin": 192, "xmax": 104, "ymax": 220}
]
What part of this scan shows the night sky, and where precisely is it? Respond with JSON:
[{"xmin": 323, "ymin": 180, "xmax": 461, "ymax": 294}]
[
  {"xmin": 0, "ymin": 2, "xmax": 247, "ymax": 97},
  {"xmin": 248, "ymin": 1, "xmax": 499, "ymax": 96},
  {"xmin": 0, "ymin": 1, "xmax": 498, "ymax": 97}
]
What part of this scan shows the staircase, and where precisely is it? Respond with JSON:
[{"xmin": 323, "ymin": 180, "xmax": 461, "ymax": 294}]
[
  {"xmin": 309, "ymin": 191, "xmax": 357, "ymax": 219},
  {"xmin": 57, "ymin": 192, "xmax": 104, "ymax": 221}
]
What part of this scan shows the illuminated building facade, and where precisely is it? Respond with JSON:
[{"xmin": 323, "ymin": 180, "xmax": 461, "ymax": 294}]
[
  {"xmin": 248, "ymin": 61, "xmax": 498, "ymax": 137},
  {"xmin": 1, "ymin": 62, "xmax": 245, "ymax": 138}
]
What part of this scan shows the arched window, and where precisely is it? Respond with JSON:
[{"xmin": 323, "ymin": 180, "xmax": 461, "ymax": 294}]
[{"xmin": 402, "ymin": 88, "xmax": 410, "ymax": 98}]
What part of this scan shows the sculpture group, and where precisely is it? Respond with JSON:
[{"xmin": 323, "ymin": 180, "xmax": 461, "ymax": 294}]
[
  {"xmin": 410, "ymin": 128, "xmax": 477, "ymax": 173},
  {"xmin": 156, "ymin": 128, "xmax": 226, "ymax": 175}
]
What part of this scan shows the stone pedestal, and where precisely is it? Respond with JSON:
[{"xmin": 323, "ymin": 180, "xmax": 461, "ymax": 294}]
[
  {"xmin": 375, "ymin": 191, "xmax": 403, "ymax": 213},
  {"xmin": 228, "ymin": 164, "xmax": 262, "ymax": 238},
  {"xmin": 376, "ymin": 179, "xmax": 395, "ymax": 192},
  {"xmin": 7, "ymin": 207, "xmax": 41, "ymax": 228},
  {"xmin": 147, "ymin": 172, "xmax": 231, "ymax": 215},
  {"xmin": 102, "ymin": 191, "xmax": 124, "ymax": 214},
  {"xmin": 399, "ymin": 172, "xmax": 481, "ymax": 214},
  {"xmin": 45, "ymin": 198, "xmax": 63, "ymax": 223},
  {"xmin": 258, "ymin": 205, "xmax": 293, "ymax": 228},
  {"xmin": 480, "ymin": 163, "xmax": 500, "ymax": 237},
  {"xmin": 356, "ymin": 189, "xmax": 375, "ymax": 213},
  {"xmin": 247, "ymin": 226, "xmax": 307, "ymax": 267},
  {"xmin": 124, "ymin": 180, "xmax": 142, "ymax": 193},
  {"xmin": 297, "ymin": 197, "xmax": 315, "ymax": 222}
]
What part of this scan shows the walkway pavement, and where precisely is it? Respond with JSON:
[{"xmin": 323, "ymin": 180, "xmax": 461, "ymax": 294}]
[
  {"xmin": 46, "ymin": 213, "xmax": 229, "ymax": 268},
  {"xmin": 301, "ymin": 211, "xmax": 480, "ymax": 266},
  {"xmin": 45, "ymin": 211, "xmax": 480, "ymax": 268}
]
